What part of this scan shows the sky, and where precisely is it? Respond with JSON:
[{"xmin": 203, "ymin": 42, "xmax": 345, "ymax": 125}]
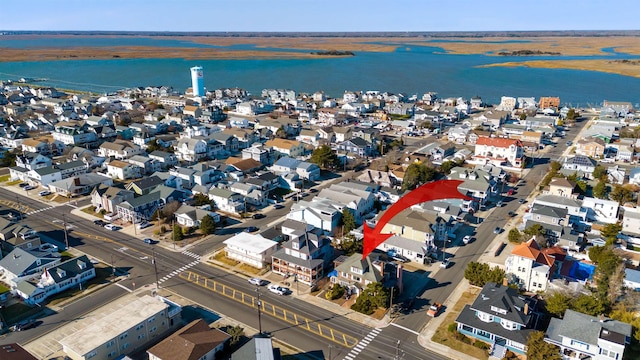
[{"xmin": 2, "ymin": 0, "xmax": 639, "ymax": 32}]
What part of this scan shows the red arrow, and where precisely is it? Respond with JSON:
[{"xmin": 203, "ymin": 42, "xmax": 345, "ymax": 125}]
[{"xmin": 362, "ymin": 179, "xmax": 471, "ymax": 258}]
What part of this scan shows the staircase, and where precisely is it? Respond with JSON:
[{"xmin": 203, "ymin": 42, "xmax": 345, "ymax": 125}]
[{"xmin": 489, "ymin": 343, "xmax": 507, "ymax": 359}]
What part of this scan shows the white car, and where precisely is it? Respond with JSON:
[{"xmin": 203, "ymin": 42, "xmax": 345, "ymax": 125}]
[
  {"xmin": 104, "ymin": 224, "xmax": 118, "ymax": 231},
  {"xmin": 137, "ymin": 222, "xmax": 152, "ymax": 229},
  {"xmin": 268, "ymin": 284, "xmax": 288, "ymax": 295},
  {"xmin": 248, "ymin": 278, "xmax": 267, "ymax": 286},
  {"xmin": 463, "ymin": 235, "xmax": 472, "ymax": 244},
  {"xmin": 38, "ymin": 190, "xmax": 51, "ymax": 197},
  {"xmin": 440, "ymin": 258, "xmax": 451, "ymax": 269}
]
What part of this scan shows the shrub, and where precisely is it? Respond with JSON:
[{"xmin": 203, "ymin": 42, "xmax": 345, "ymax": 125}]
[
  {"xmin": 502, "ymin": 350, "xmax": 517, "ymax": 360},
  {"xmin": 325, "ymin": 284, "xmax": 346, "ymax": 300},
  {"xmin": 447, "ymin": 323, "xmax": 458, "ymax": 333},
  {"xmin": 160, "ymin": 225, "xmax": 167, "ymax": 234},
  {"xmin": 473, "ymin": 340, "xmax": 490, "ymax": 350}
]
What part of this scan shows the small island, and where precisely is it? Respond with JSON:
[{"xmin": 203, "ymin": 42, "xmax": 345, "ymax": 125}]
[
  {"xmin": 497, "ymin": 50, "xmax": 561, "ymax": 56},
  {"xmin": 312, "ymin": 50, "xmax": 355, "ymax": 56}
]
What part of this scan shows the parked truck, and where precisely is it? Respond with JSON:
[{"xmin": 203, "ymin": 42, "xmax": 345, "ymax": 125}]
[{"xmin": 427, "ymin": 302, "xmax": 442, "ymax": 317}]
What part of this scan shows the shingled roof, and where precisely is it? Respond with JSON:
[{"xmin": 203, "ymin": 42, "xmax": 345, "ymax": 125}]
[{"xmin": 147, "ymin": 319, "xmax": 230, "ymax": 360}]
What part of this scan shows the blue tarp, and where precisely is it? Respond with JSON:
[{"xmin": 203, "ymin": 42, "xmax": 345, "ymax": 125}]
[{"xmin": 567, "ymin": 262, "xmax": 596, "ymax": 281}]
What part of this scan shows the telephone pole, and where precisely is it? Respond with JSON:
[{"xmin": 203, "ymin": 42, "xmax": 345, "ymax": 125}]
[
  {"xmin": 256, "ymin": 286, "xmax": 263, "ymax": 334},
  {"xmin": 152, "ymin": 247, "xmax": 160, "ymax": 289},
  {"xmin": 62, "ymin": 213, "xmax": 69, "ymax": 250}
]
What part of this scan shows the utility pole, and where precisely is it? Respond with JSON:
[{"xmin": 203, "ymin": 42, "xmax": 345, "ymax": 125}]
[
  {"xmin": 15, "ymin": 195, "xmax": 22, "ymax": 220},
  {"xmin": 395, "ymin": 340, "xmax": 400, "ymax": 360},
  {"xmin": 62, "ymin": 213, "xmax": 69, "ymax": 250},
  {"xmin": 111, "ymin": 254, "xmax": 115, "ymax": 278},
  {"xmin": 327, "ymin": 344, "xmax": 333, "ymax": 360},
  {"xmin": 152, "ymin": 247, "xmax": 159, "ymax": 289},
  {"xmin": 389, "ymin": 286, "xmax": 395, "ymax": 319},
  {"xmin": 256, "ymin": 286, "xmax": 263, "ymax": 334}
]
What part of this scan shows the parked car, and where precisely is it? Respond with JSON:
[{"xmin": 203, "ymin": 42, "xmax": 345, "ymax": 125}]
[
  {"xmin": 143, "ymin": 238, "xmax": 157, "ymax": 244},
  {"xmin": 506, "ymin": 189, "xmax": 515, "ymax": 196},
  {"xmin": 252, "ymin": 213, "xmax": 266, "ymax": 219},
  {"xmin": 494, "ymin": 227, "xmax": 501, "ymax": 234},
  {"xmin": 245, "ymin": 226, "xmax": 259, "ymax": 233},
  {"xmin": 268, "ymin": 284, "xmax": 288, "ymax": 295},
  {"xmin": 274, "ymin": 204, "xmax": 285, "ymax": 210},
  {"xmin": 496, "ymin": 201, "xmax": 503, "ymax": 207},
  {"xmin": 93, "ymin": 219, "xmax": 107, "ymax": 226},
  {"xmin": 18, "ymin": 182, "xmax": 29, "ymax": 188},
  {"xmin": 440, "ymin": 258, "xmax": 451, "ymax": 269},
  {"xmin": 518, "ymin": 198, "xmax": 526, "ymax": 204},
  {"xmin": 391, "ymin": 253, "xmax": 409, "ymax": 263},
  {"xmin": 12, "ymin": 319, "xmax": 41, "ymax": 332},
  {"xmin": 104, "ymin": 224, "xmax": 119, "ymax": 231},
  {"xmin": 463, "ymin": 235, "xmax": 472, "ymax": 244},
  {"xmin": 24, "ymin": 185, "xmax": 36, "ymax": 191},
  {"xmin": 508, "ymin": 211, "xmax": 516, "ymax": 217},
  {"xmin": 137, "ymin": 222, "xmax": 152, "ymax": 229},
  {"xmin": 38, "ymin": 190, "xmax": 51, "ymax": 197},
  {"xmin": 248, "ymin": 278, "xmax": 267, "ymax": 286},
  {"xmin": 566, "ymin": 141, "xmax": 573, "ymax": 146},
  {"xmin": 309, "ymin": 188, "xmax": 318, "ymax": 193}
]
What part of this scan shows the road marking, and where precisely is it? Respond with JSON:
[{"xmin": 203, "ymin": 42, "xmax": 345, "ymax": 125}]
[
  {"xmin": 341, "ymin": 328, "xmax": 381, "ymax": 359},
  {"xmin": 389, "ymin": 322, "xmax": 420, "ymax": 335},
  {"xmin": 26, "ymin": 205, "xmax": 54, "ymax": 215},
  {"xmin": 115, "ymin": 282, "xmax": 133, "ymax": 293}
]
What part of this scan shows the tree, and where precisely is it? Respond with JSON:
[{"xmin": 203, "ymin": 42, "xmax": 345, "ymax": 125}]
[
  {"xmin": 402, "ymin": 163, "xmax": 436, "ymax": 191},
  {"xmin": 162, "ymin": 200, "xmax": 181, "ymax": 219},
  {"xmin": 275, "ymin": 126, "xmax": 287, "ymax": 139},
  {"xmin": 592, "ymin": 165, "xmax": 607, "ymax": 180},
  {"xmin": 193, "ymin": 193, "xmax": 213, "ymax": 206},
  {"xmin": 508, "ymin": 228, "xmax": 524, "ymax": 244},
  {"xmin": 593, "ymin": 180, "xmax": 608, "ymax": 199},
  {"xmin": 146, "ymin": 139, "xmax": 160, "ymax": 153},
  {"xmin": 341, "ymin": 209, "xmax": 356, "ymax": 234},
  {"xmin": 0, "ymin": 150, "xmax": 17, "ymax": 167},
  {"xmin": 351, "ymin": 282, "xmax": 389, "ymax": 315},
  {"xmin": 339, "ymin": 235, "xmax": 363, "ymax": 256},
  {"xmin": 526, "ymin": 331, "xmax": 561, "ymax": 360},
  {"xmin": 310, "ymin": 145, "xmax": 339, "ymax": 170},
  {"xmin": 571, "ymin": 294, "xmax": 605, "ymax": 316},
  {"xmin": 550, "ymin": 161, "xmax": 562, "ymax": 172},
  {"xmin": 519, "ymin": 112, "xmax": 527, "ymax": 121},
  {"xmin": 523, "ymin": 224, "xmax": 546, "ymax": 242},
  {"xmin": 575, "ymin": 180, "xmax": 588, "ymax": 194},
  {"xmin": 172, "ymin": 224, "xmax": 184, "ymax": 241},
  {"xmin": 199, "ymin": 215, "xmax": 216, "ymax": 235},
  {"xmin": 600, "ymin": 223, "xmax": 622, "ymax": 245},
  {"xmin": 464, "ymin": 262, "xmax": 505, "ymax": 287},
  {"xmin": 609, "ymin": 184, "xmax": 634, "ymax": 205},
  {"xmin": 225, "ymin": 325, "xmax": 244, "ymax": 346},
  {"xmin": 545, "ymin": 292, "xmax": 572, "ymax": 317}
]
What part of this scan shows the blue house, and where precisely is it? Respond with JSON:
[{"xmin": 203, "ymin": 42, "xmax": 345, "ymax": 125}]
[{"xmin": 455, "ymin": 282, "xmax": 540, "ymax": 357}]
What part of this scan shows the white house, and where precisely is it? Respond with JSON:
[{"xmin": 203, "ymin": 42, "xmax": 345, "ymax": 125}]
[
  {"xmin": 223, "ymin": 232, "xmax": 278, "ymax": 269},
  {"xmin": 175, "ymin": 204, "xmax": 220, "ymax": 227},
  {"xmin": 582, "ymin": 197, "xmax": 619, "ymax": 224},
  {"xmin": 505, "ymin": 239, "xmax": 554, "ymax": 292},
  {"xmin": 175, "ymin": 138, "xmax": 208, "ymax": 162},
  {"xmin": 473, "ymin": 136, "xmax": 524, "ymax": 168}
]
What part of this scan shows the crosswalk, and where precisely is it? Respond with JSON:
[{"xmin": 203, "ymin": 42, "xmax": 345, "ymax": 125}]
[
  {"xmin": 26, "ymin": 205, "xmax": 54, "ymax": 215},
  {"xmin": 342, "ymin": 328, "xmax": 382, "ymax": 360},
  {"xmin": 157, "ymin": 251, "xmax": 202, "ymax": 285}
]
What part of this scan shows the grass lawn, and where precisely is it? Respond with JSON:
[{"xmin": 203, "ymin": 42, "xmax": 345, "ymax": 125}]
[
  {"xmin": 237, "ymin": 263, "xmax": 263, "ymax": 275},
  {"xmin": 60, "ymin": 251, "xmax": 74, "ymax": 261},
  {"xmin": 0, "ymin": 303, "xmax": 42, "ymax": 324},
  {"xmin": 6, "ymin": 179, "xmax": 21, "ymax": 185},
  {"xmin": 0, "ymin": 283, "xmax": 9, "ymax": 293},
  {"xmin": 212, "ymin": 252, "xmax": 240, "ymax": 267},
  {"xmin": 431, "ymin": 288, "xmax": 488, "ymax": 360},
  {"xmin": 81, "ymin": 206, "xmax": 102, "ymax": 217},
  {"xmin": 0, "ymin": 174, "xmax": 10, "ymax": 182}
]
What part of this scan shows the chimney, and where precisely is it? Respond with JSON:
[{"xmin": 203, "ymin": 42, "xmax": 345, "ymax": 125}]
[{"xmin": 524, "ymin": 303, "xmax": 529, "ymax": 315}]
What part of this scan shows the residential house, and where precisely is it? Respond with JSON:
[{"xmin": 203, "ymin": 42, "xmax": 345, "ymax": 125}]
[
  {"xmin": 52, "ymin": 121, "xmax": 98, "ymax": 146},
  {"xmin": 149, "ymin": 150, "xmax": 178, "ymax": 169},
  {"xmin": 375, "ymin": 235, "xmax": 432, "ymax": 264},
  {"xmin": 207, "ymin": 187, "xmax": 244, "ymax": 214},
  {"xmin": 20, "ymin": 138, "xmax": 55, "ymax": 155},
  {"xmin": 545, "ymin": 309, "xmax": 631, "ymax": 360},
  {"xmin": 448, "ymin": 167, "xmax": 493, "ymax": 205},
  {"xmin": 27, "ymin": 166, "xmax": 63, "ymax": 187},
  {"xmin": 242, "ymin": 143, "xmax": 273, "ymax": 164},
  {"xmin": 15, "ymin": 152, "xmax": 52, "ymax": 171},
  {"xmin": 315, "ymin": 183, "xmax": 375, "ymax": 224},
  {"xmin": 223, "ymin": 128, "xmax": 259, "ymax": 150},
  {"xmin": 175, "ymin": 204, "xmax": 220, "ymax": 227},
  {"xmin": 473, "ymin": 136, "xmax": 524, "ymax": 168},
  {"xmin": 357, "ymin": 169, "xmax": 397, "ymax": 188},
  {"xmin": 0, "ymin": 247, "xmax": 61, "ymax": 288},
  {"xmin": 126, "ymin": 175, "xmax": 165, "ymax": 196},
  {"xmin": 97, "ymin": 141, "xmax": 142, "ymax": 160},
  {"xmin": 505, "ymin": 239, "xmax": 555, "ymax": 292},
  {"xmin": 297, "ymin": 161, "xmax": 321, "ymax": 181},
  {"xmin": 333, "ymin": 127, "xmax": 352, "ymax": 142},
  {"xmin": 271, "ymin": 157, "xmax": 303, "ymax": 175},
  {"xmin": 231, "ymin": 337, "xmax": 281, "ymax": 360},
  {"xmin": 228, "ymin": 182, "xmax": 265, "ymax": 207},
  {"xmin": 210, "ymin": 132, "xmax": 240, "ymax": 154},
  {"xmin": 546, "ymin": 178, "xmax": 578, "ymax": 198},
  {"xmin": 621, "ymin": 206, "xmax": 640, "ymax": 246},
  {"xmin": 575, "ymin": 138, "xmax": 606, "ymax": 158},
  {"xmin": 539, "ymin": 97, "xmax": 560, "ymax": 109},
  {"xmin": 126, "ymin": 154, "xmax": 160, "ymax": 175},
  {"xmin": 147, "ymin": 319, "xmax": 229, "ymax": 360},
  {"xmin": 623, "ymin": 268, "xmax": 640, "ymax": 291},
  {"xmin": 48, "ymin": 173, "xmax": 113, "ymax": 198},
  {"xmin": 330, "ymin": 253, "xmax": 390, "ymax": 296},
  {"xmin": 288, "ymin": 198, "xmax": 342, "ymax": 233},
  {"xmin": 175, "ymin": 138, "xmax": 208, "ymax": 163},
  {"xmin": 456, "ymin": 282, "xmax": 540, "ymax": 357},
  {"xmin": 223, "ymin": 232, "xmax": 278, "ymax": 269},
  {"xmin": 60, "ymin": 294, "xmax": 181, "ymax": 360},
  {"xmin": 106, "ymin": 160, "xmax": 140, "ymax": 180},
  {"xmin": 265, "ymin": 138, "xmax": 306, "ymax": 158},
  {"xmin": 582, "ymin": 197, "xmax": 619, "ymax": 224},
  {"xmin": 15, "ymin": 255, "xmax": 95, "ymax": 305},
  {"xmin": 381, "ymin": 209, "xmax": 451, "ymax": 251},
  {"xmin": 271, "ymin": 220, "xmax": 332, "ymax": 286},
  {"xmin": 91, "ymin": 184, "xmax": 135, "ymax": 214},
  {"xmin": 336, "ymin": 137, "xmax": 373, "ymax": 157},
  {"xmin": 561, "ymin": 156, "xmax": 597, "ymax": 179},
  {"xmin": 117, "ymin": 185, "xmax": 186, "ymax": 223}
]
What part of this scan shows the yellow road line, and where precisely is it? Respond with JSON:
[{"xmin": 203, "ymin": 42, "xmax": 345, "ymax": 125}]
[
  {"xmin": 0, "ymin": 199, "xmax": 34, "ymax": 213},
  {"xmin": 179, "ymin": 270, "xmax": 359, "ymax": 348}
]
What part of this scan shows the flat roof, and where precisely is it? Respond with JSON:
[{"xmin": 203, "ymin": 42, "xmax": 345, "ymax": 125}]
[{"xmin": 59, "ymin": 295, "xmax": 168, "ymax": 356}]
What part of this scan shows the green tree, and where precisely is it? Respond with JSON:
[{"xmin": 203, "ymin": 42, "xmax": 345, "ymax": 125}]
[
  {"xmin": 571, "ymin": 294, "xmax": 605, "ymax": 316},
  {"xmin": 593, "ymin": 180, "xmax": 608, "ymax": 199},
  {"xmin": 524, "ymin": 224, "xmax": 546, "ymax": 238},
  {"xmin": 146, "ymin": 139, "xmax": 159, "ymax": 153},
  {"xmin": 526, "ymin": 331, "xmax": 561, "ymax": 360},
  {"xmin": 545, "ymin": 292, "xmax": 572, "ymax": 318},
  {"xmin": 226, "ymin": 325, "xmax": 244, "ymax": 346},
  {"xmin": 519, "ymin": 112, "xmax": 527, "ymax": 121},
  {"xmin": 609, "ymin": 184, "xmax": 634, "ymax": 205},
  {"xmin": 402, "ymin": 163, "xmax": 436, "ymax": 191},
  {"xmin": 464, "ymin": 262, "xmax": 505, "ymax": 287},
  {"xmin": 592, "ymin": 165, "xmax": 607, "ymax": 180},
  {"xmin": 199, "ymin": 215, "xmax": 216, "ymax": 235},
  {"xmin": 600, "ymin": 223, "xmax": 622, "ymax": 245},
  {"xmin": 550, "ymin": 161, "xmax": 562, "ymax": 172},
  {"xmin": 508, "ymin": 228, "xmax": 524, "ymax": 244},
  {"xmin": 193, "ymin": 193, "xmax": 213, "ymax": 206},
  {"xmin": 0, "ymin": 150, "xmax": 17, "ymax": 167},
  {"xmin": 351, "ymin": 282, "xmax": 389, "ymax": 315},
  {"xmin": 575, "ymin": 180, "xmax": 588, "ymax": 194},
  {"xmin": 341, "ymin": 208, "xmax": 356, "ymax": 234},
  {"xmin": 275, "ymin": 126, "xmax": 287, "ymax": 139},
  {"xmin": 310, "ymin": 145, "xmax": 339, "ymax": 170},
  {"xmin": 172, "ymin": 224, "xmax": 184, "ymax": 241},
  {"xmin": 339, "ymin": 235, "xmax": 363, "ymax": 256}
]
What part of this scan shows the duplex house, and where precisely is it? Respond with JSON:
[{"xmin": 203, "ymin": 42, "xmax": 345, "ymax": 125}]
[
  {"xmin": 16, "ymin": 255, "xmax": 95, "ymax": 305},
  {"xmin": 175, "ymin": 138, "xmax": 208, "ymax": 162},
  {"xmin": 91, "ymin": 184, "xmax": 135, "ymax": 214},
  {"xmin": 448, "ymin": 167, "xmax": 493, "ymax": 205},
  {"xmin": 545, "ymin": 309, "xmax": 631, "ymax": 360},
  {"xmin": 336, "ymin": 137, "xmax": 373, "ymax": 157},
  {"xmin": 126, "ymin": 154, "xmax": 160, "ymax": 175},
  {"xmin": 228, "ymin": 182, "xmax": 265, "ymax": 207},
  {"xmin": 456, "ymin": 282, "xmax": 540, "ymax": 357},
  {"xmin": 223, "ymin": 232, "xmax": 278, "ymax": 269},
  {"xmin": 473, "ymin": 136, "xmax": 524, "ymax": 168},
  {"xmin": 582, "ymin": 197, "xmax": 619, "ymax": 224},
  {"xmin": 505, "ymin": 239, "xmax": 554, "ymax": 292},
  {"xmin": 27, "ymin": 166, "xmax": 62, "ymax": 187},
  {"xmin": 48, "ymin": 173, "xmax": 113, "ymax": 198},
  {"xmin": 0, "ymin": 247, "xmax": 61, "ymax": 288},
  {"xmin": 575, "ymin": 138, "xmax": 606, "ymax": 158},
  {"xmin": 271, "ymin": 220, "xmax": 332, "ymax": 286},
  {"xmin": 106, "ymin": 160, "xmax": 140, "ymax": 180},
  {"xmin": 126, "ymin": 175, "xmax": 165, "ymax": 196},
  {"xmin": 288, "ymin": 198, "xmax": 342, "ymax": 233},
  {"xmin": 242, "ymin": 143, "xmax": 273, "ymax": 164},
  {"xmin": 315, "ymin": 183, "xmax": 375, "ymax": 224},
  {"xmin": 330, "ymin": 253, "xmax": 387, "ymax": 297},
  {"xmin": 206, "ymin": 187, "xmax": 244, "ymax": 214},
  {"xmin": 20, "ymin": 138, "xmax": 56, "ymax": 155},
  {"xmin": 52, "ymin": 121, "xmax": 98, "ymax": 146},
  {"xmin": 546, "ymin": 178, "xmax": 578, "ymax": 198},
  {"xmin": 382, "ymin": 209, "xmax": 450, "ymax": 249},
  {"xmin": 117, "ymin": 185, "xmax": 186, "ymax": 223},
  {"xmin": 15, "ymin": 152, "xmax": 52, "ymax": 171}
]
